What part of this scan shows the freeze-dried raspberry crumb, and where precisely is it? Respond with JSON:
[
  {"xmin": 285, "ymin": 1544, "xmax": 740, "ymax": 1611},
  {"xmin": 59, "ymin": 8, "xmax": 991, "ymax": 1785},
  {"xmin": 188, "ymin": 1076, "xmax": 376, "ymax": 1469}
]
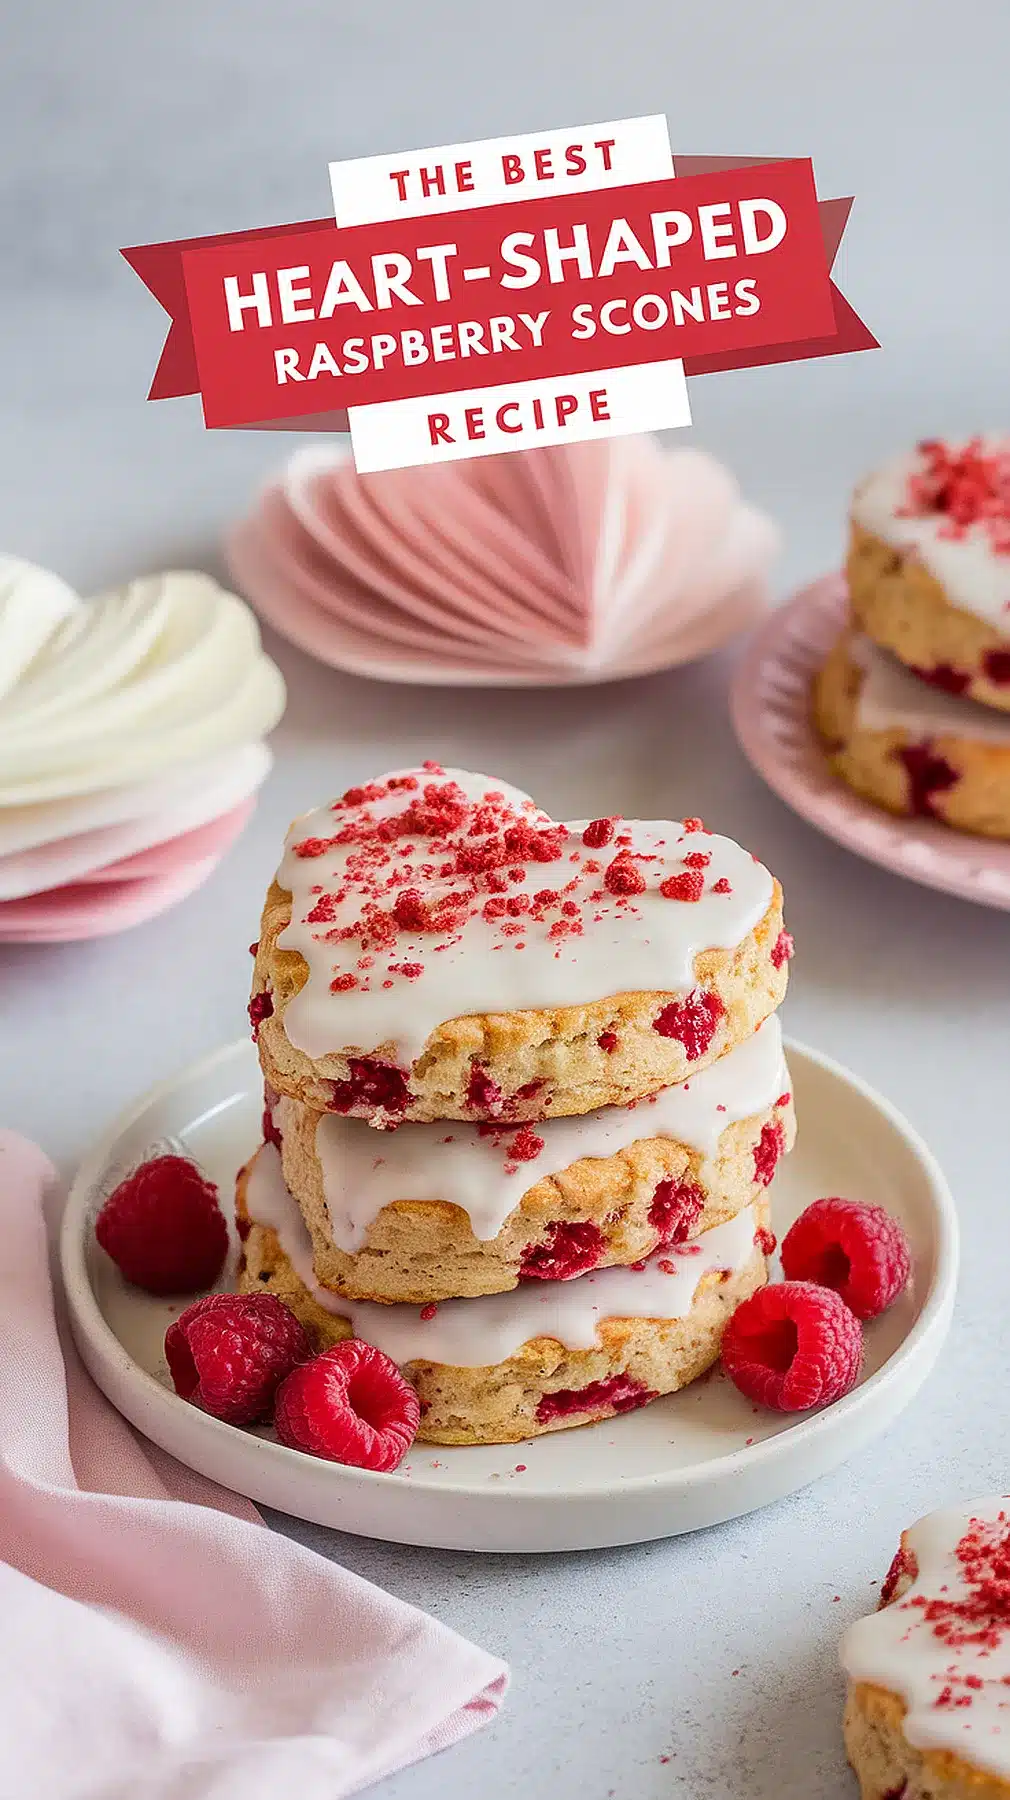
[
  {"xmin": 275, "ymin": 1340, "xmax": 420, "ymax": 1471},
  {"xmin": 330, "ymin": 972, "xmax": 358, "ymax": 993},
  {"xmin": 96, "ymin": 1156, "xmax": 229, "ymax": 1296},
  {"xmin": 776, "ymin": 1091, "xmax": 791, "ymax": 1108},
  {"xmin": 248, "ymin": 990, "xmax": 273, "ymax": 1040},
  {"xmin": 770, "ymin": 929, "xmax": 794, "ymax": 970},
  {"xmin": 329, "ymin": 1058, "xmax": 410, "ymax": 1117},
  {"xmin": 292, "ymin": 836, "xmax": 333, "ymax": 858},
  {"xmin": 598, "ymin": 1029, "xmax": 619, "ymax": 1054},
  {"xmin": 165, "ymin": 1293, "xmax": 310, "ymax": 1425},
  {"xmin": 648, "ymin": 1178, "xmax": 704, "ymax": 1245},
  {"xmin": 898, "ymin": 438, "xmax": 1010, "ymax": 556},
  {"xmin": 753, "ymin": 1120, "xmax": 786, "ymax": 1187},
  {"xmin": 780, "ymin": 1197, "xmax": 911, "ymax": 1320},
  {"xmin": 508, "ymin": 1124, "xmax": 545, "ymax": 1162},
  {"xmin": 712, "ymin": 878, "xmax": 733, "ymax": 895},
  {"xmin": 721, "ymin": 1281, "xmax": 863, "ymax": 1410},
  {"xmin": 520, "ymin": 1220, "xmax": 604, "ymax": 1281},
  {"xmin": 582, "ymin": 818, "xmax": 616, "ymax": 847},
  {"xmin": 652, "ymin": 989, "xmax": 724, "ymax": 1059},
  {"xmin": 604, "ymin": 853, "xmax": 646, "ymax": 896},
  {"xmin": 536, "ymin": 1373, "xmax": 655, "ymax": 1424},
  {"xmin": 755, "ymin": 1226, "xmax": 777, "ymax": 1256},
  {"xmin": 419, "ymin": 1304, "xmax": 438, "ymax": 1321},
  {"xmin": 660, "ymin": 870, "xmax": 704, "ymax": 903},
  {"xmin": 683, "ymin": 851, "xmax": 711, "ymax": 869},
  {"xmin": 682, "ymin": 817, "xmax": 706, "ymax": 833}
]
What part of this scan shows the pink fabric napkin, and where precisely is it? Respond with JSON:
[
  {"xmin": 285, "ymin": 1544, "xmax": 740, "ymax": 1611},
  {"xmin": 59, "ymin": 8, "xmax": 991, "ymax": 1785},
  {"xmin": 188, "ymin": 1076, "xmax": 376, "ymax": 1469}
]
[{"xmin": 0, "ymin": 1129, "xmax": 508, "ymax": 1800}]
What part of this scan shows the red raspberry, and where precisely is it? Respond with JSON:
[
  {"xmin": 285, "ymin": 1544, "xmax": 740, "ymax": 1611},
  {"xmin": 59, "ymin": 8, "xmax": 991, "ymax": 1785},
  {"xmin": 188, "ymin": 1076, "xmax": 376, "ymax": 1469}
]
[
  {"xmin": 582, "ymin": 818, "xmax": 616, "ymax": 848},
  {"xmin": 519, "ymin": 1220, "xmax": 604, "ymax": 1281},
  {"xmin": 96, "ymin": 1156, "xmax": 229, "ymax": 1295},
  {"xmin": 780, "ymin": 1198, "xmax": 911, "ymax": 1320},
  {"xmin": 721, "ymin": 1281, "xmax": 862, "ymax": 1410},
  {"xmin": 165, "ymin": 1293, "xmax": 310, "ymax": 1424},
  {"xmin": 274, "ymin": 1340, "xmax": 420, "ymax": 1471}
]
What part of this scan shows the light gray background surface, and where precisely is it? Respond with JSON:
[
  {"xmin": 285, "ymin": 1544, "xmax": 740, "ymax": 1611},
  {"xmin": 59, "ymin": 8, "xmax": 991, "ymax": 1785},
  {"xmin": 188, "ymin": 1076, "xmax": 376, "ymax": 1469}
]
[{"xmin": 2, "ymin": 3, "xmax": 1009, "ymax": 1794}]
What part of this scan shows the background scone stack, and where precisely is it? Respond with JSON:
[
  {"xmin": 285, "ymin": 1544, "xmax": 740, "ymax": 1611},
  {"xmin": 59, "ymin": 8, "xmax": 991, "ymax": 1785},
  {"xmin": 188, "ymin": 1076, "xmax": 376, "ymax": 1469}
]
[
  {"xmin": 815, "ymin": 436, "xmax": 1010, "ymax": 840},
  {"xmin": 240, "ymin": 765, "xmax": 796, "ymax": 1447}
]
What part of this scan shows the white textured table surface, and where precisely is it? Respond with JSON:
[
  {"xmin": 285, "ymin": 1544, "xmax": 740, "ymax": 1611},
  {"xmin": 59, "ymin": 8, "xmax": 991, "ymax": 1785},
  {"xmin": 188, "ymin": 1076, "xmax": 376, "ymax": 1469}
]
[{"xmin": 3, "ymin": 1, "xmax": 1010, "ymax": 1793}]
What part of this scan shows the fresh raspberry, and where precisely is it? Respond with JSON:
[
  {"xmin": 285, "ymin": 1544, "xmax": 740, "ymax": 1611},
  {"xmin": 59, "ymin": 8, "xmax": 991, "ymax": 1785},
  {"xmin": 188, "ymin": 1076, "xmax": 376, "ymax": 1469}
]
[
  {"xmin": 582, "ymin": 817, "xmax": 616, "ymax": 847},
  {"xmin": 165, "ymin": 1293, "xmax": 310, "ymax": 1424},
  {"xmin": 780, "ymin": 1198, "xmax": 911, "ymax": 1320},
  {"xmin": 911, "ymin": 662, "xmax": 971, "ymax": 695},
  {"xmin": 721, "ymin": 1281, "xmax": 862, "ymax": 1411},
  {"xmin": 465, "ymin": 1063, "xmax": 505, "ymax": 1117},
  {"xmin": 96, "ymin": 1156, "xmax": 229, "ymax": 1295},
  {"xmin": 984, "ymin": 650, "xmax": 1010, "ymax": 685},
  {"xmin": 520, "ymin": 1220, "xmax": 604, "ymax": 1281},
  {"xmin": 652, "ymin": 989, "xmax": 724, "ymax": 1058},
  {"xmin": 660, "ymin": 870, "xmax": 704, "ymax": 903},
  {"xmin": 598, "ymin": 1029, "xmax": 619, "ymax": 1053},
  {"xmin": 274, "ymin": 1340, "xmax": 420, "ymax": 1471}
]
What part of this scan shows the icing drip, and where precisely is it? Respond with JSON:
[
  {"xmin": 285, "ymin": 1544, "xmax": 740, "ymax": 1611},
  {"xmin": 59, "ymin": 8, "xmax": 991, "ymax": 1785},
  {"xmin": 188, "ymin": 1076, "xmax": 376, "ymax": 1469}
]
[
  {"xmin": 852, "ymin": 441, "xmax": 1010, "ymax": 635},
  {"xmin": 851, "ymin": 634, "xmax": 1010, "ymax": 746},
  {"xmin": 275, "ymin": 766, "xmax": 774, "ymax": 1064},
  {"xmin": 841, "ymin": 1499, "xmax": 1010, "ymax": 1781},
  {"xmin": 244, "ymin": 1143, "xmax": 759, "ymax": 1369},
  {"xmin": 313, "ymin": 1014, "xmax": 788, "ymax": 1251}
]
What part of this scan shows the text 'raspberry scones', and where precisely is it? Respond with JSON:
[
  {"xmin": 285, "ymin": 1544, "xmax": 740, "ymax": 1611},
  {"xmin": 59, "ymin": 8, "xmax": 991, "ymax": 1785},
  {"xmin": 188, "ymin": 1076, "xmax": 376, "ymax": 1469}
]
[
  {"xmin": 841, "ymin": 1498, "xmax": 1010, "ymax": 1799},
  {"xmin": 250, "ymin": 765, "xmax": 791, "ymax": 1124}
]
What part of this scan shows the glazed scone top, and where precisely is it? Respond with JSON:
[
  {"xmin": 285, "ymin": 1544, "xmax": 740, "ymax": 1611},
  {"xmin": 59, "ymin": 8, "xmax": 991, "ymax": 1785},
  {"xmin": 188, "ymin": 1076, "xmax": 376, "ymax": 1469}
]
[
  {"xmin": 850, "ymin": 634, "xmax": 1010, "ymax": 746},
  {"xmin": 275, "ymin": 766, "xmax": 775, "ymax": 1065},
  {"xmin": 309, "ymin": 1012, "xmax": 788, "ymax": 1251},
  {"xmin": 852, "ymin": 437, "xmax": 1010, "ymax": 634},
  {"xmin": 841, "ymin": 1498, "xmax": 1010, "ymax": 1780},
  {"xmin": 245, "ymin": 1142, "xmax": 762, "ymax": 1367}
]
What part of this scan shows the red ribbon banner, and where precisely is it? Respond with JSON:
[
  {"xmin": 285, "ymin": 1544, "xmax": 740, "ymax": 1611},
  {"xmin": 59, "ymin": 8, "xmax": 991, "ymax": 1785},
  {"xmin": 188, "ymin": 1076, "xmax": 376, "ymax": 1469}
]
[{"xmin": 123, "ymin": 154, "xmax": 876, "ymax": 433}]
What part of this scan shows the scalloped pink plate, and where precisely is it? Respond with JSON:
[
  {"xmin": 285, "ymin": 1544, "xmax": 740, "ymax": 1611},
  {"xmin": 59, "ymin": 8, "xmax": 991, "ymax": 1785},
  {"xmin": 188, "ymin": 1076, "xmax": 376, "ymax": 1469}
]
[{"xmin": 730, "ymin": 575, "xmax": 1010, "ymax": 911}]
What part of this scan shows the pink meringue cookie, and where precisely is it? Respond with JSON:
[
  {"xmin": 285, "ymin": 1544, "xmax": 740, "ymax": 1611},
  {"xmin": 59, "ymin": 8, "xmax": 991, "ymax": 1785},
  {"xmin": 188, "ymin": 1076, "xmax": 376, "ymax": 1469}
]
[
  {"xmin": 226, "ymin": 437, "xmax": 779, "ymax": 687},
  {"xmin": 0, "ymin": 563, "xmax": 284, "ymax": 942}
]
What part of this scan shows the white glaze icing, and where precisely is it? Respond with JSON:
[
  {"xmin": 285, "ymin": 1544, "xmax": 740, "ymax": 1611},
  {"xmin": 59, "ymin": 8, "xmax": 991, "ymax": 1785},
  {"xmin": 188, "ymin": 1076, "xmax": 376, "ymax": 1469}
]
[
  {"xmin": 852, "ymin": 442, "xmax": 1010, "ymax": 634},
  {"xmin": 851, "ymin": 633, "xmax": 1010, "ymax": 746},
  {"xmin": 245, "ymin": 1142, "xmax": 759, "ymax": 1368},
  {"xmin": 275, "ymin": 767, "xmax": 775, "ymax": 1065},
  {"xmin": 0, "ymin": 570, "xmax": 286, "ymax": 805},
  {"xmin": 312, "ymin": 1014, "xmax": 788, "ymax": 1251},
  {"xmin": 841, "ymin": 1498, "xmax": 1010, "ymax": 1781}
]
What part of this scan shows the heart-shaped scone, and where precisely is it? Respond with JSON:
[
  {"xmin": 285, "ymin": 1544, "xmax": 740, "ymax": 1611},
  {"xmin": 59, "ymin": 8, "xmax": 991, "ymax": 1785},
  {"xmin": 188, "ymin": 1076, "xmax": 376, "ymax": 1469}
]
[
  {"xmin": 265, "ymin": 1014, "xmax": 793, "ymax": 1303},
  {"xmin": 236, "ymin": 1146, "xmax": 771, "ymax": 1446},
  {"xmin": 251, "ymin": 766, "xmax": 792, "ymax": 1123}
]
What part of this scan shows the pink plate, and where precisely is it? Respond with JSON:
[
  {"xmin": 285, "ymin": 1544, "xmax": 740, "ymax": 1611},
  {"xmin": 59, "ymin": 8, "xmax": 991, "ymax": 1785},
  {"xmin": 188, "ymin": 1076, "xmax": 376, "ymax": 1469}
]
[
  {"xmin": 730, "ymin": 575, "xmax": 1010, "ymax": 911},
  {"xmin": 0, "ymin": 856, "xmax": 227, "ymax": 944}
]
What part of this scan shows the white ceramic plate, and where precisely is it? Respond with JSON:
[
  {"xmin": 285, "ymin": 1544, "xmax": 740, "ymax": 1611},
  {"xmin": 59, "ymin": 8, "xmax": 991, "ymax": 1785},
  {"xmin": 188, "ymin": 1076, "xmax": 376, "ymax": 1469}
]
[{"xmin": 61, "ymin": 1037, "xmax": 956, "ymax": 1554}]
